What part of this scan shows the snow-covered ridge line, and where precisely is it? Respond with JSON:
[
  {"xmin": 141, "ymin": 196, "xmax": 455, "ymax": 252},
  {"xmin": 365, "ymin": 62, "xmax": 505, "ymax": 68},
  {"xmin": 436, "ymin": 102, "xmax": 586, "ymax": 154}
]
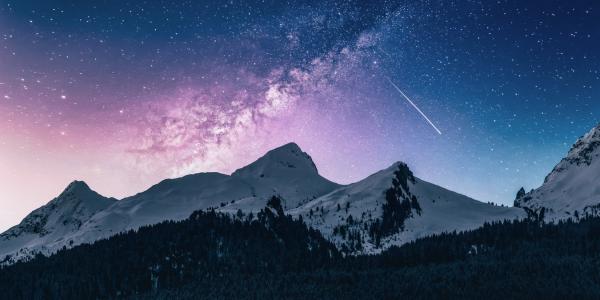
[
  {"xmin": 2, "ymin": 142, "xmax": 525, "ymax": 263},
  {"xmin": 516, "ymin": 124, "xmax": 600, "ymax": 221}
]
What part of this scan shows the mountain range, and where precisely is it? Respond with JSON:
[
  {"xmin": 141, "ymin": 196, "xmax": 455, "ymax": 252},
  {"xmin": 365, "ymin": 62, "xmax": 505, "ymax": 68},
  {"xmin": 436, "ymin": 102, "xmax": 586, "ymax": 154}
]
[{"xmin": 4, "ymin": 124, "xmax": 600, "ymax": 263}]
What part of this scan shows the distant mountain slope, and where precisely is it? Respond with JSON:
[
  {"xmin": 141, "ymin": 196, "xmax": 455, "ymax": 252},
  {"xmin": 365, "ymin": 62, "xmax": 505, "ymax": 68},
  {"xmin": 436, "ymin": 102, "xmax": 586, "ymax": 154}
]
[
  {"xmin": 66, "ymin": 143, "xmax": 341, "ymax": 249},
  {"xmin": 1, "ymin": 142, "xmax": 525, "ymax": 262},
  {"xmin": 0, "ymin": 181, "xmax": 116, "ymax": 264},
  {"xmin": 0, "ymin": 143, "xmax": 341, "ymax": 262},
  {"xmin": 65, "ymin": 172, "xmax": 257, "ymax": 247},
  {"xmin": 515, "ymin": 124, "xmax": 600, "ymax": 220},
  {"xmin": 290, "ymin": 163, "xmax": 525, "ymax": 254}
]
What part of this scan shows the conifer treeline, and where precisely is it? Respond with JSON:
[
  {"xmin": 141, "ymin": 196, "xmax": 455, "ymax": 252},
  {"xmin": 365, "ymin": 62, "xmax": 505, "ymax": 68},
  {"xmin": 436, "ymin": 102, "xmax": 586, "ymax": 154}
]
[{"xmin": 3, "ymin": 199, "xmax": 600, "ymax": 299}]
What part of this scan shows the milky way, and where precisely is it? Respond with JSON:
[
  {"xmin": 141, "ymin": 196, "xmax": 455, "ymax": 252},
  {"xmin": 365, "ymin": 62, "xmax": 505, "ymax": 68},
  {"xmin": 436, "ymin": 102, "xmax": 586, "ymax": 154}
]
[{"xmin": 1, "ymin": 0, "xmax": 599, "ymax": 231}]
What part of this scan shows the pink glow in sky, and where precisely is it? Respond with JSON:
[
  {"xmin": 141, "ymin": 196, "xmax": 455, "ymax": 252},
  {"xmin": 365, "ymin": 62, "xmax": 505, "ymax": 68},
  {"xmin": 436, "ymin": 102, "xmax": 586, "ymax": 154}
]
[
  {"xmin": 2, "ymin": 0, "xmax": 582, "ymax": 232},
  {"xmin": 0, "ymin": 42, "xmax": 420, "ymax": 231}
]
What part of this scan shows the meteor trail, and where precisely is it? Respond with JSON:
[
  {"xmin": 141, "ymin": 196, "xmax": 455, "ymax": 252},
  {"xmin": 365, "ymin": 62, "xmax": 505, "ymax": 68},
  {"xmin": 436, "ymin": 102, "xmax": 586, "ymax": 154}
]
[{"xmin": 386, "ymin": 77, "xmax": 442, "ymax": 135}]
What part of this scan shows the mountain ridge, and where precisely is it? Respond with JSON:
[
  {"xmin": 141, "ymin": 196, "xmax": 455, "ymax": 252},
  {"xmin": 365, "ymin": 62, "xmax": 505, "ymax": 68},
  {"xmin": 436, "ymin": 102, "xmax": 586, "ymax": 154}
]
[
  {"xmin": 0, "ymin": 180, "xmax": 117, "ymax": 265},
  {"xmin": 290, "ymin": 162, "xmax": 524, "ymax": 253},
  {"xmin": 1, "ymin": 142, "xmax": 524, "ymax": 262},
  {"xmin": 231, "ymin": 142, "xmax": 341, "ymax": 209},
  {"xmin": 516, "ymin": 124, "xmax": 600, "ymax": 220}
]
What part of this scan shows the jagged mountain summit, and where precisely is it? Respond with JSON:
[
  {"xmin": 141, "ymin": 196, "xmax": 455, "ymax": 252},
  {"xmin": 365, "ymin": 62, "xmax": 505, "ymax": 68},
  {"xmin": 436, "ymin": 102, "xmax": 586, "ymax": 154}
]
[
  {"xmin": 1, "ymin": 142, "xmax": 524, "ymax": 262},
  {"xmin": 0, "ymin": 143, "xmax": 340, "ymax": 262},
  {"xmin": 231, "ymin": 142, "xmax": 341, "ymax": 209},
  {"xmin": 515, "ymin": 124, "xmax": 600, "ymax": 220},
  {"xmin": 0, "ymin": 181, "xmax": 117, "ymax": 264},
  {"xmin": 70, "ymin": 143, "xmax": 340, "ymax": 245},
  {"xmin": 290, "ymin": 162, "xmax": 524, "ymax": 253}
]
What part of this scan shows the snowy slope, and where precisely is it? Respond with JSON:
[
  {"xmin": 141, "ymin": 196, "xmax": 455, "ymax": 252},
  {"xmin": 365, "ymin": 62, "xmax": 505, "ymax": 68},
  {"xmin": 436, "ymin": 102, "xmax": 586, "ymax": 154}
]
[
  {"xmin": 65, "ymin": 172, "xmax": 258, "ymax": 247},
  {"xmin": 1, "ymin": 142, "xmax": 526, "ymax": 261},
  {"xmin": 0, "ymin": 143, "xmax": 341, "ymax": 261},
  {"xmin": 231, "ymin": 143, "xmax": 341, "ymax": 209},
  {"xmin": 290, "ymin": 162, "xmax": 525, "ymax": 254},
  {"xmin": 75, "ymin": 143, "xmax": 340, "ymax": 242},
  {"xmin": 0, "ymin": 181, "xmax": 116, "ymax": 264},
  {"xmin": 515, "ymin": 124, "xmax": 600, "ymax": 220}
]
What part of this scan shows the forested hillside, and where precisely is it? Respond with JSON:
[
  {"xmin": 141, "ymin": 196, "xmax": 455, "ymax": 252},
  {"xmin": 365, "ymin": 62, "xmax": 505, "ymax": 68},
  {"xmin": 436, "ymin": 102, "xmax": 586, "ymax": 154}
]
[
  {"xmin": 3, "ymin": 198, "xmax": 600, "ymax": 299},
  {"xmin": 0, "ymin": 197, "xmax": 337, "ymax": 299},
  {"xmin": 151, "ymin": 216, "xmax": 600, "ymax": 299}
]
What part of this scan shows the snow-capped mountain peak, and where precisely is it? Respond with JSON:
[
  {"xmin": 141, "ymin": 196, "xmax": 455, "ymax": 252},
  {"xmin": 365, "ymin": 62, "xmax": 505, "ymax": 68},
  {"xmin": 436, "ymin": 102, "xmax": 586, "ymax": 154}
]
[
  {"xmin": 230, "ymin": 142, "xmax": 340, "ymax": 209},
  {"xmin": 544, "ymin": 123, "xmax": 600, "ymax": 184},
  {"xmin": 516, "ymin": 124, "xmax": 600, "ymax": 220},
  {"xmin": 290, "ymin": 161, "xmax": 524, "ymax": 254},
  {"xmin": 3, "ymin": 180, "xmax": 116, "ymax": 238},
  {"xmin": 53, "ymin": 180, "xmax": 115, "ymax": 210},
  {"xmin": 1, "ymin": 142, "xmax": 526, "ymax": 262},
  {"xmin": 63, "ymin": 180, "xmax": 90, "ymax": 193},
  {"xmin": 232, "ymin": 142, "xmax": 319, "ymax": 178},
  {"xmin": 0, "ymin": 181, "xmax": 116, "ymax": 264}
]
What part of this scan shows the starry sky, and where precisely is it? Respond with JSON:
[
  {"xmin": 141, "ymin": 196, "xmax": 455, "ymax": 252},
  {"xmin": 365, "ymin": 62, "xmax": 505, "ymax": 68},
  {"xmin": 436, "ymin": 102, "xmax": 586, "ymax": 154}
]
[{"xmin": 1, "ymin": 0, "xmax": 599, "ymax": 231}]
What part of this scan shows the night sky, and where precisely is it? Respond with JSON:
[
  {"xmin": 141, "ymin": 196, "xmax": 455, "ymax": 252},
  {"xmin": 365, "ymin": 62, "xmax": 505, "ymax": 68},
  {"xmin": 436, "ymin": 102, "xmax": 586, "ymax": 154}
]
[{"xmin": 1, "ymin": 0, "xmax": 599, "ymax": 231}]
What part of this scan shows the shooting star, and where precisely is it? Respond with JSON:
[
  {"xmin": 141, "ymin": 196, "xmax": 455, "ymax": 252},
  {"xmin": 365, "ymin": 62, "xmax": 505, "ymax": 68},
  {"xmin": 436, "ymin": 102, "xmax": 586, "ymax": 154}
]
[{"xmin": 386, "ymin": 77, "xmax": 442, "ymax": 135}]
